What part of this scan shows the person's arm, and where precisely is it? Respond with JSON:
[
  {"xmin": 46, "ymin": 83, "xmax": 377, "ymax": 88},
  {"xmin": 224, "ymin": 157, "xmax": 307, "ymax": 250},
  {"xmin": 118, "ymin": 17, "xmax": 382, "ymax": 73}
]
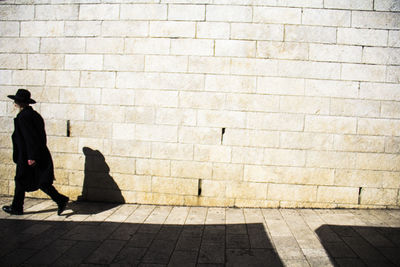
[{"xmin": 17, "ymin": 114, "xmax": 40, "ymax": 164}]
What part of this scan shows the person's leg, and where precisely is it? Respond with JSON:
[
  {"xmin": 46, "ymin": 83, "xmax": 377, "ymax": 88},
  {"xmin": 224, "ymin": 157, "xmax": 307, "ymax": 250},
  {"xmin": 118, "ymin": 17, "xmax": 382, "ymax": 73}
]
[
  {"xmin": 11, "ymin": 180, "xmax": 25, "ymax": 212},
  {"xmin": 39, "ymin": 183, "xmax": 69, "ymax": 215}
]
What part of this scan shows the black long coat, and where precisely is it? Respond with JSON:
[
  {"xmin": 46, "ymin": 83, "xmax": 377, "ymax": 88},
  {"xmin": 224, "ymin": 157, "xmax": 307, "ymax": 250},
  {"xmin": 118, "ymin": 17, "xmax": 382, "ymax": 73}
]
[{"xmin": 12, "ymin": 106, "xmax": 54, "ymax": 192}]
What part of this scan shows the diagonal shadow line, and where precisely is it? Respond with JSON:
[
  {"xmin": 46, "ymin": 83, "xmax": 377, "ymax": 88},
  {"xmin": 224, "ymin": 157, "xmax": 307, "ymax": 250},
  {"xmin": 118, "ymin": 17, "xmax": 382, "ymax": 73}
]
[
  {"xmin": 0, "ymin": 218, "xmax": 285, "ymax": 266},
  {"xmin": 316, "ymin": 225, "xmax": 400, "ymax": 266}
]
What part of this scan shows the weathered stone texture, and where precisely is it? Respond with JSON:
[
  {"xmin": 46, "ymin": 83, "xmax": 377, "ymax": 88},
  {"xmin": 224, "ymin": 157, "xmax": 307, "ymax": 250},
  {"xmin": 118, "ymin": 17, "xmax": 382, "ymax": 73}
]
[{"xmin": 0, "ymin": 1, "xmax": 399, "ymax": 208}]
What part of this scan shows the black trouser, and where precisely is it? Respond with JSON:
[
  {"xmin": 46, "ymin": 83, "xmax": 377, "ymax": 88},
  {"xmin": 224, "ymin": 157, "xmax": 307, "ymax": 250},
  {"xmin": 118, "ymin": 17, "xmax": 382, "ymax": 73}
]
[{"xmin": 12, "ymin": 181, "xmax": 67, "ymax": 211}]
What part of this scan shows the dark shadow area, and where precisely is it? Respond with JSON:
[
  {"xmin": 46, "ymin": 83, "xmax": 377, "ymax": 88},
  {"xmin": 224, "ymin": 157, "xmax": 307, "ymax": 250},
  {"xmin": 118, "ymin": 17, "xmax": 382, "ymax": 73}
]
[
  {"xmin": 0, "ymin": 218, "xmax": 283, "ymax": 266},
  {"xmin": 80, "ymin": 147, "xmax": 125, "ymax": 204},
  {"xmin": 316, "ymin": 225, "xmax": 400, "ymax": 266}
]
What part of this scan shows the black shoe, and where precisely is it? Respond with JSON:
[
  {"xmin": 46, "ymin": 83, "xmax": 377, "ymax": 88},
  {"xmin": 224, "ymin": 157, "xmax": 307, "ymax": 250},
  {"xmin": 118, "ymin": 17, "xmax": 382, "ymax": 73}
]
[
  {"xmin": 57, "ymin": 197, "xmax": 69, "ymax": 216},
  {"xmin": 2, "ymin": 205, "xmax": 23, "ymax": 215}
]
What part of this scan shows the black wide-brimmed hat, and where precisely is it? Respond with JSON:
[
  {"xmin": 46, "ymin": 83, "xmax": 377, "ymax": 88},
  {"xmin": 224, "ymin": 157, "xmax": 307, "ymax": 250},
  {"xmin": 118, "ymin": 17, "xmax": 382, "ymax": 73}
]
[{"xmin": 7, "ymin": 89, "xmax": 36, "ymax": 104}]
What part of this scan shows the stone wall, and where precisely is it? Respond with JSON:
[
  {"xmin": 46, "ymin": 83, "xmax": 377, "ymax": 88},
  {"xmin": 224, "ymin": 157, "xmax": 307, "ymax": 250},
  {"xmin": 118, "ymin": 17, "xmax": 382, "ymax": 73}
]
[{"xmin": 0, "ymin": 0, "xmax": 399, "ymax": 208}]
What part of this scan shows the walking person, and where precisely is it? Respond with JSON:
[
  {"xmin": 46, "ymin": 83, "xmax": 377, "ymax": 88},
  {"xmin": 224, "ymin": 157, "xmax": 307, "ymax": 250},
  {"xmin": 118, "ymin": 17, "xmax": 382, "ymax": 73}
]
[{"xmin": 2, "ymin": 89, "xmax": 69, "ymax": 216}]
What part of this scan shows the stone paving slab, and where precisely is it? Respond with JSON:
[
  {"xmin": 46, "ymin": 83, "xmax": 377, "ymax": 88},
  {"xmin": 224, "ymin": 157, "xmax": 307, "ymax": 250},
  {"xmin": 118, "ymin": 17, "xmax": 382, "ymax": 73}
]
[{"xmin": 0, "ymin": 196, "xmax": 399, "ymax": 266}]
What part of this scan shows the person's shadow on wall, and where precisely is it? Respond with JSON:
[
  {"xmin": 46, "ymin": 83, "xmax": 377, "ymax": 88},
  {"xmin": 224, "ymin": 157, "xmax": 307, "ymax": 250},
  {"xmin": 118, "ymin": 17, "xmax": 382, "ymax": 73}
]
[{"xmin": 64, "ymin": 147, "xmax": 125, "ymax": 216}]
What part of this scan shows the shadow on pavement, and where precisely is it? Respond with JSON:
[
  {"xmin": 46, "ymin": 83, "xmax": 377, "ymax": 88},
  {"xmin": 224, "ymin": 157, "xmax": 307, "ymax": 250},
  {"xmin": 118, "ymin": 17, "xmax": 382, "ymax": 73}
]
[
  {"xmin": 0, "ymin": 219, "xmax": 283, "ymax": 266},
  {"xmin": 316, "ymin": 225, "xmax": 400, "ymax": 266}
]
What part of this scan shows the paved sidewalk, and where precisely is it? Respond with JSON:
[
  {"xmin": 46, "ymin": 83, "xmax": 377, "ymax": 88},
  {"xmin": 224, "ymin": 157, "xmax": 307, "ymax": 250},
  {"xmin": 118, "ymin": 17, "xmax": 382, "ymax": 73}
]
[{"xmin": 0, "ymin": 196, "xmax": 399, "ymax": 266}]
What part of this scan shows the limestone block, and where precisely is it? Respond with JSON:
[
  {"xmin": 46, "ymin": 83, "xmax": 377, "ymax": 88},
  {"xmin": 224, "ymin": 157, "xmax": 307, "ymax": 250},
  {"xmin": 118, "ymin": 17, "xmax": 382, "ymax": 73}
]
[
  {"xmin": 278, "ymin": 60, "xmax": 341, "ymax": 80},
  {"xmin": 235, "ymin": 198, "xmax": 280, "ymax": 208},
  {"xmin": 247, "ymin": 112, "xmax": 304, "ymax": 131},
  {"xmin": 0, "ymin": 180, "xmax": 9, "ymax": 195},
  {"xmin": 113, "ymin": 123, "xmax": 135, "ymax": 140},
  {"xmin": 171, "ymin": 160, "xmax": 212, "ymax": 179},
  {"xmin": 155, "ymin": 108, "xmax": 196, "ymax": 126},
  {"xmin": 81, "ymin": 71, "xmax": 115, "ymax": 88},
  {"xmin": 357, "ymin": 153, "xmax": 400, "ymax": 171},
  {"xmin": 268, "ymin": 184, "xmax": 317, "ymax": 202},
  {"xmin": 139, "ymin": 192, "xmax": 185, "ymax": 206},
  {"xmin": 257, "ymin": 76, "xmax": 304, "ymax": 96},
  {"xmin": 21, "ymin": 21, "xmax": 64, "ymax": 37},
  {"xmin": 46, "ymin": 71, "xmax": 80, "ymax": 87},
  {"xmin": 358, "ymin": 118, "xmax": 400, "ymax": 136},
  {"xmin": 342, "ymin": 64, "xmax": 386, "ymax": 82},
  {"xmin": 362, "ymin": 47, "xmax": 400, "ymax": 65},
  {"xmin": 45, "ymin": 119, "xmax": 68, "ymax": 136},
  {"xmin": 135, "ymin": 124, "xmax": 178, "ymax": 142},
  {"xmin": 102, "ymin": 21, "xmax": 148, "ymax": 37},
  {"xmin": 226, "ymin": 181, "xmax": 267, "ymax": 200},
  {"xmin": 101, "ymin": 89, "xmax": 135, "ymax": 106},
  {"xmin": 60, "ymin": 87, "xmax": 101, "ymax": 104},
  {"xmin": 285, "ymin": 25, "xmax": 336, "ymax": 44},
  {"xmin": 253, "ymin": 6, "xmax": 301, "ymax": 24},
  {"xmin": 0, "ymin": 38, "xmax": 39, "ymax": 53},
  {"xmin": 179, "ymin": 91, "xmax": 225, "ymax": 109},
  {"xmin": 353, "ymin": 11, "xmax": 400, "ymax": 30},
  {"xmin": 227, "ymin": 94, "xmax": 279, "ymax": 112},
  {"xmin": 231, "ymin": 58, "xmax": 278, "ymax": 76},
  {"xmin": 28, "ymin": 54, "xmax": 63, "ymax": 70},
  {"xmin": 317, "ymin": 186, "xmax": 359, "ymax": 204},
  {"xmin": 168, "ymin": 4, "xmax": 205, "ymax": 21},
  {"xmin": 53, "ymin": 169, "xmax": 70, "ymax": 185},
  {"xmin": 387, "ymin": 66, "xmax": 400, "ymax": 83},
  {"xmin": 280, "ymin": 96, "xmax": 329, "ymax": 115},
  {"xmin": 52, "ymin": 153, "xmax": 85, "ymax": 171},
  {"xmin": 196, "ymin": 22, "xmax": 230, "ymax": 39},
  {"xmin": 334, "ymin": 169, "xmax": 400, "ymax": 188},
  {"xmin": 68, "ymin": 170, "xmax": 84, "ymax": 187},
  {"xmin": 130, "ymin": 157, "xmax": 169, "ymax": 179},
  {"xmin": 309, "ymin": 44, "xmax": 362, "ymax": 63},
  {"xmin": 385, "ymin": 137, "xmax": 400, "ymax": 153},
  {"xmin": 305, "ymin": 115, "xmax": 357, "ymax": 134},
  {"xmin": 264, "ymin": 148, "xmax": 306, "ymax": 167},
  {"xmin": 125, "ymin": 38, "xmax": 170, "ymax": 55},
  {"xmin": 306, "ymin": 151, "xmax": 357, "ymax": 169},
  {"xmin": 104, "ymin": 55, "xmax": 144, "ymax": 72},
  {"xmin": 330, "ymin": 98, "xmax": 380, "ymax": 117},
  {"xmin": 152, "ymin": 177, "xmax": 198, "ymax": 195},
  {"xmin": 65, "ymin": 55, "xmax": 103, "ymax": 71},
  {"xmin": 206, "ymin": 5, "xmax": 252, "ymax": 22},
  {"xmin": 0, "ymin": 103, "xmax": 6, "ymax": 117},
  {"xmin": 126, "ymin": 107, "xmax": 155, "ymax": 124},
  {"xmin": 231, "ymin": 147, "xmax": 264, "ymax": 164},
  {"xmin": 70, "ymin": 121, "xmax": 112, "ymax": 138},
  {"xmin": 337, "ymin": 28, "xmax": 388, "ymax": 46},
  {"xmin": 12, "ymin": 70, "xmax": 45, "ymax": 86},
  {"xmin": 0, "ymin": 149, "xmax": 12, "ymax": 164},
  {"xmin": 0, "ymin": 133, "xmax": 11, "ymax": 148},
  {"xmin": 280, "ymin": 201, "xmax": 337, "ymax": 209},
  {"xmin": 47, "ymin": 136, "xmax": 78, "ymax": 153},
  {"xmin": 0, "ymin": 70, "xmax": 12, "ymax": 85},
  {"xmin": 152, "ymin": 143, "xmax": 194, "ymax": 160},
  {"xmin": 78, "ymin": 137, "xmax": 104, "ymax": 154},
  {"xmin": 86, "ymin": 38, "xmax": 124, "ymax": 54},
  {"xmin": 111, "ymin": 140, "xmax": 151, "ymax": 158},
  {"xmin": 257, "ymin": 41, "xmax": 308, "ymax": 60},
  {"xmin": 35, "ymin": 4, "xmax": 79, "ymax": 20},
  {"xmin": 324, "ymin": 0, "xmax": 373, "ymax": 10},
  {"xmin": 145, "ymin": 55, "xmax": 188, "ymax": 73},
  {"xmin": 360, "ymin": 188, "xmax": 398, "ymax": 205},
  {"xmin": 0, "ymin": 54, "xmax": 26, "ymax": 69},
  {"xmin": 201, "ymin": 180, "xmax": 226, "ymax": 197},
  {"xmin": 334, "ymin": 135, "xmax": 385, "ymax": 153},
  {"xmin": 389, "ymin": 30, "xmax": 400, "ymax": 47},
  {"xmin": 79, "ymin": 4, "xmax": 119, "ymax": 20},
  {"xmin": 178, "ymin": 126, "xmax": 221, "ymax": 145},
  {"xmin": 0, "ymin": 164, "xmax": 15, "ymax": 180},
  {"xmin": 197, "ymin": 110, "xmax": 246, "ymax": 128},
  {"xmin": 303, "ymin": 8, "xmax": 351, "ymax": 27},
  {"xmin": 212, "ymin": 163, "xmax": 243, "ymax": 181},
  {"xmin": 197, "ymin": 196, "xmax": 235, "ymax": 207},
  {"xmin": 102, "ymin": 156, "xmax": 135, "ymax": 174},
  {"xmin": 0, "ymin": 5, "xmax": 34, "ymax": 20},
  {"xmin": 150, "ymin": 21, "xmax": 195, "ymax": 38},
  {"xmin": 215, "ymin": 40, "xmax": 256, "ymax": 57},
  {"xmin": 272, "ymin": 0, "xmax": 324, "ymax": 7},
  {"xmin": 170, "ymin": 39, "xmax": 214, "ymax": 56},
  {"xmin": 231, "ymin": 23, "xmax": 283, "ymax": 41},
  {"xmin": 194, "ymin": 144, "xmax": 231, "ymax": 163},
  {"xmin": 360, "ymin": 82, "xmax": 400, "ymax": 101},
  {"xmin": 306, "ymin": 79, "xmax": 360, "ymax": 98},
  {"xmin": 223, "ymin": 129, "xmax": 279, "ymax": 148},
  {"xmin": 205, "ymin": 75, "xmax": 256, "ymax": 93},
  {"xmin": 244, "ymin": 165, "xmax": 334, "ymax": 185},
  {"xmin": 189, "ymin": 56, "xmax": 230, "ymax": 74},
  {"xmin": 64, "ymin": 21, "xmax": 101, "ymax": 37},
  {"xmin": 0, "ymin": 22, "xmax": 19, "ymax": 37},
  {"xmin": 120, "ymin": 4, "xmax": 167, "ymax": 20},
  {"xmin": 40, "ymin": 38, "xmax": 85, "ymax": 53},
  {"xmin": 280, "ymin": 132, "xmax": 333, "ymax": 150},
  {"xmin": 375, "ymin": 0, "xmax": 400, "ymax": 11}
]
